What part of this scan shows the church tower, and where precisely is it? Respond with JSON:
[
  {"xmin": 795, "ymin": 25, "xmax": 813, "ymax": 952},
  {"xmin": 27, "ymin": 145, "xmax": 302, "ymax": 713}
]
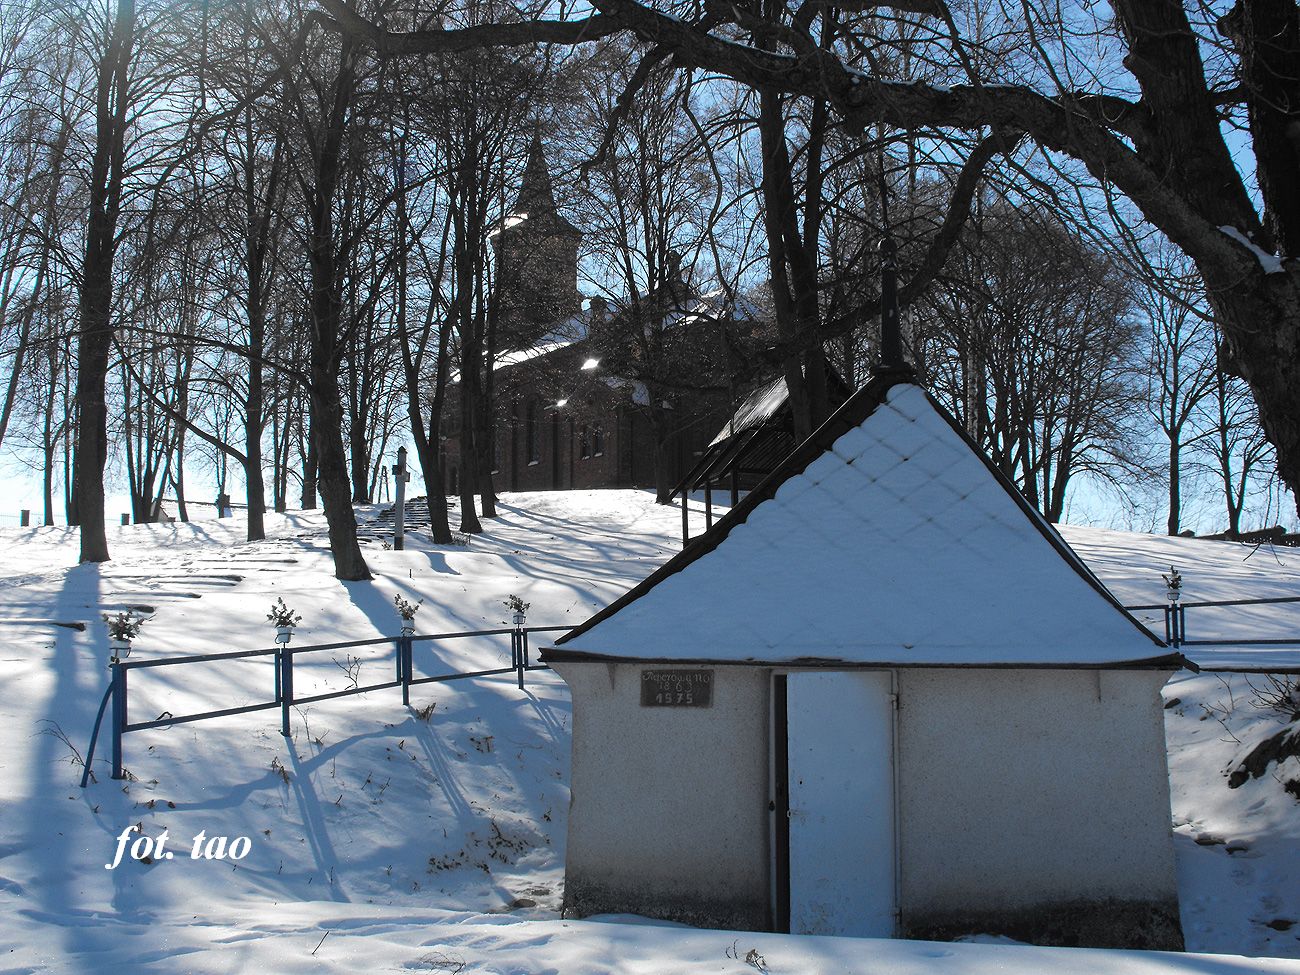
[{"xmin": 492, "ymin": 133, "xmax": 582, "ymax": 349}]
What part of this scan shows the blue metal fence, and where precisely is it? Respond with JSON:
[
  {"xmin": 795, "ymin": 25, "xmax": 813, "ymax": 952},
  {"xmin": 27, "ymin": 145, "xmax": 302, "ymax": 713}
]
[
  {"xmin": 1122, "ymin": 595, "xmax": 1300, "ymax": 651},
  {"xmin": 80, "ymin": 623, "xmax": 570, "ymax": 787},
  {"xmin": 81, "ymin": 596, "xmax": 1300, "ymax": 786}
]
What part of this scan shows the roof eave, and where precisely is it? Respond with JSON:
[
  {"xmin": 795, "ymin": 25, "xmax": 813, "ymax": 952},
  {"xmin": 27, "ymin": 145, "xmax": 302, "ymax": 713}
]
[{"xmin": 540, "ymin": 647, "xmax": 1195, "ymax": 671}]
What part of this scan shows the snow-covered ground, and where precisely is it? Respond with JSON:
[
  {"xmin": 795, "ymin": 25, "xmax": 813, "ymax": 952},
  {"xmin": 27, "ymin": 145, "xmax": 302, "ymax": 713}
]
[{"xmin": 1, "ymin": 491, "xmax": 1298, "ymax": 973}]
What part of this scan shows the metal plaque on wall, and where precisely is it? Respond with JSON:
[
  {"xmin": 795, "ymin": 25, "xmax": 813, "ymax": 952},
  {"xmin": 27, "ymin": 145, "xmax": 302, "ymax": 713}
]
[{"xmin": 640, "ymin": 669, "xmax": 714, "ymax": 707}]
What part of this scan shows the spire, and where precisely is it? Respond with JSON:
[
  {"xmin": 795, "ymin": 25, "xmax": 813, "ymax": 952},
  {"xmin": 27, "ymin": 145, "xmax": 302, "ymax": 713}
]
[{"xmin": 513, "ymin": 130, "xmax": 557, "ymax": 217}]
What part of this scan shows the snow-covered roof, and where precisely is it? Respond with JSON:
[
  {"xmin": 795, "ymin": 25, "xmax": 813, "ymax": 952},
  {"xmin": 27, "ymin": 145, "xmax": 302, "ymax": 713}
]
[
  {"xmin": 547, "ymin": 376, "xmax": 1176, "ymax": 668},
  {"xmin": 709, "ymin": 375, "xmax": 789, "ymax": 447}
]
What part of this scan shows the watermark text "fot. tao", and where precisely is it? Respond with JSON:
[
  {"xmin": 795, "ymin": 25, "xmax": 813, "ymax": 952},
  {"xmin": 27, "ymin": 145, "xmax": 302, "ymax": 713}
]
[{"xmin": 105, "ymin": 828, "xmax": 252, "ymax": 869}]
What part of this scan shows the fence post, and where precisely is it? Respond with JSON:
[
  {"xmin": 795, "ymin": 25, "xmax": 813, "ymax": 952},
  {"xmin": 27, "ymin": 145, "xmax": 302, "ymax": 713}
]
[
  {"xmin": 279, "ymin": 648, "xmax": 294, "ymax": 737},
  {"xmin": 515, "ymin": 620, "xmax": 526, "ymax": 690},
  {"xmin": 399, "ymin": 636, "xmax": 413, "ymax": 706},
  {"xmin": 1165, "ymin": 592, "xmax": 1184, "ymax": 649},
  {"xmin": 110, "ymin": 661, "xmax": 127, "ymax": 780}
]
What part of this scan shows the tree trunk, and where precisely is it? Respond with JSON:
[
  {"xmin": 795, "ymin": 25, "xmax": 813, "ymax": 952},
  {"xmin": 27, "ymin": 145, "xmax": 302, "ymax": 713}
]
[
  {"xmin": 1168, "ymin": 436, "xmax": 1181, "ymax": 536},
  {"xmin": 304, "ymin": 36, "xmax": 370, "ymax": 580},
  {"xmin": 301, "ymin": 412, "xmax": 318, "ymax": 509},
  {"xmin": 73, "ymin": 0, "xmax": 134, "ymax": 562},
  {"xmin": 452, "ymin": 187, "xmax": 484, "ymax": 535},
  {"xmin": 650, "ymin": 405, "xmax": 674, "ymax": 503},
  {"xmin": 458, "ymin": 365, "xmax": 484, "ymax": 534},
  {"xmin": 1207, "ymin": 272, "xmax": 1300, "ymax": 519}
]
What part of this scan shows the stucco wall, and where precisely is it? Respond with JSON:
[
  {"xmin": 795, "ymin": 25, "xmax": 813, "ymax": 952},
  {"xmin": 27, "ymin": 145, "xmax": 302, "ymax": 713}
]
[
  {"xmin": 554, "ymin": 661, "xmax": 772, "ymax": 930},
  {"xmin": 896, "ymin": 667, "xmax": 1182, "ymax": 948}
]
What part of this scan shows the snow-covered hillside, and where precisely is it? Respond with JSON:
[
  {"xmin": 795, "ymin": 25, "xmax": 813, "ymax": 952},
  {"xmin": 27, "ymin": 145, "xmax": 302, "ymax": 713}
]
[{"xmin": 1, "ymin": 491, "xmax": 1298, "ymax": 973}]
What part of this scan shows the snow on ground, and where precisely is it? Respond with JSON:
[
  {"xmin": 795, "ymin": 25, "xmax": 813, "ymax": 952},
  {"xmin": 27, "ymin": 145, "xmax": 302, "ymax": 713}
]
[{"xmin": 0, "ymin": 491, "xmax": 1298, "ymax": 973}]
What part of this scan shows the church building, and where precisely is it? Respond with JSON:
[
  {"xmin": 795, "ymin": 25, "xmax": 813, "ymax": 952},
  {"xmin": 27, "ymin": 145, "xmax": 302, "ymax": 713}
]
[{"xmin": 441, "ymin": 136, "xmax": 737, "ymax": 499}]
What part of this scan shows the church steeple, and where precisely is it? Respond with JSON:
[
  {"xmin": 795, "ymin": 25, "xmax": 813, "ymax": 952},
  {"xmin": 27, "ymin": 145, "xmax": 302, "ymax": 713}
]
[
  {"xmin": 492, "ymin": 133, "xmax": 582, "ymax": 350},
  {"xmin": 513, "ymin": 131, "xmax": 557, "ymax": 217}
]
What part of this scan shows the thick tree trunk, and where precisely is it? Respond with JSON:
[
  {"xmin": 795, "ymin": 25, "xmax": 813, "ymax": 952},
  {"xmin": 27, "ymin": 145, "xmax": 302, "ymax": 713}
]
[
  {"xmin": 1112, "ymin": 0, "xmax": 1300, "ymax": 515},
  {"xmin": 303, "ymin": 36, "xmax": 370, "ymax": 580},
  {"xmin": 1168, "ymin": 437, "xmax": 1181, "ymax": 536},
  {"xmin": 458, "ymin": 366, "xmax": 484, "ymax": 534},
  {"xmin": 74, "ymin": 0, "xmax": 134, "ymax": 562},
  {"xmin": 758, "ymin": 90, "xmax": 831, "ymax": 442},
  {"xmin": 174, "ymin": 455, "xmax": 188, "ymax": 522},
  {"xmin": 452, "ymin": 190, "xmax": 484, "ymax": 535},
  {"xmin": 301, "ymin": 412, "xmax": 318, "ymax": 509},
  {"xmin": 349, "ymin": 416, "xmax": 371, "ymax": 502},
  {"xmin": 650, "ymin": 407, "xmax": 674, "ymax": 504},
  {"xmin": 241, "ymin": 127, "xmax": 277, "ymax": 543},
  {"xmin": 412, "ymin": 353, "xmax": 453, "ymax": 543},
  {"xmin": 1206, "ymin": 270, "xmax": 1300, "ymax": 518},
  {"xmin": 310, "ymin": 379, "xmax": 370, "ymax": 578},
  {"xmin": 42, "ymin": 350, "xmax": 56, "ymax": 526},
  {"xmin": 392, "ymin": 129, "xmax": 454, "ymax": 545}
]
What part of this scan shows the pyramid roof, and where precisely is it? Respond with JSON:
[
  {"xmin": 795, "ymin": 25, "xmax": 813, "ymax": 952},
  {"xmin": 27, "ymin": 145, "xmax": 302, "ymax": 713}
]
[
  {"xmin": 504, "ymin": 133, "xmax": 580, "ymax": 239},
  {"xmin": 545, "ymin": 372, "xmax": 1181, "ymax": 668}
]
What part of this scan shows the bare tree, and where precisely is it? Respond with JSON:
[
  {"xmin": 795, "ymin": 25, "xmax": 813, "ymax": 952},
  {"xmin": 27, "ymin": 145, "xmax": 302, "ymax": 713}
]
[
  {"xmin": 1195, "ymin": 331, "xmax": 1277, "ymax": 535},
  {"xmin": 925, "ymin": 206, "xmax": 1146, "ymax": 521},
  {"xmin": 1141, "ymin": 258, "xmax": 1217, "ymax": 535},
  {"xmin": 574, "ymin": 46, "xmax": 736, "ymax": 500},
  {"xmin": 319, "ymin": 0, "xmax": 1300, "ymax": 517}
]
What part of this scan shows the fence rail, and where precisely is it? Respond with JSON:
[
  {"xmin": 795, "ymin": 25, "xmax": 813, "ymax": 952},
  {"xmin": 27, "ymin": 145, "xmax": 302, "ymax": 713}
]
[
  {"xmin": 81, "ymin": 623, "xmax": 570, "ymax": 787},
  {"xmin": 1122, "ymin": 595, "xmax": 1300, "ymax": 655},
  {"xmin": 81, "ymin": 595, "xmax": 1300, "ymax": 786}
]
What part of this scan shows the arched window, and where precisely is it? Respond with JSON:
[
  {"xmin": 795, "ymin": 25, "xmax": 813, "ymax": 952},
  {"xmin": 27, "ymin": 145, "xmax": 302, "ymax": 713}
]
[
  {"xmin": 579, "ymin": 424, "xmax": 590, "ymax": 459},
  {"xmin": 593, "ymin": 423, "xmax": 605, "ymax": 457}
]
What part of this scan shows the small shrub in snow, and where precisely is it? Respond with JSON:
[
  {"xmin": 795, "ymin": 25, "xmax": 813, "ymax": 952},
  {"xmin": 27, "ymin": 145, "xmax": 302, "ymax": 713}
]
[
  {"xmin": 266, "ymin": 597, "xmax": 301, "ymax": 629},
  {"xmin": 413, "ymin": 950, "xmax": 466, "ymax": 973},
  {"xmin": 1245, "ymin": 674, "xmax": 1300, "ymax": 720},
  {"xmin": 38, "ymin": 720, "xmax": 92, "ymax": 782},
  {"xmin": 103, "ymin": 611, "xmax": 145, "ymax": 642},
  {"xmin": 1161, "ymin": 565, "xmax": 1183, "ymax": 600},
  {"xmin": 394, "ymin": 594, "xmax": 422, "ymax": 620},
  {"xmin": 270, "ymin": 756, "xmax": 291, "ymax": 783},
  {"xmin": 334, "ymin": 653, "xmax": 362, "ymax": 690}
]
